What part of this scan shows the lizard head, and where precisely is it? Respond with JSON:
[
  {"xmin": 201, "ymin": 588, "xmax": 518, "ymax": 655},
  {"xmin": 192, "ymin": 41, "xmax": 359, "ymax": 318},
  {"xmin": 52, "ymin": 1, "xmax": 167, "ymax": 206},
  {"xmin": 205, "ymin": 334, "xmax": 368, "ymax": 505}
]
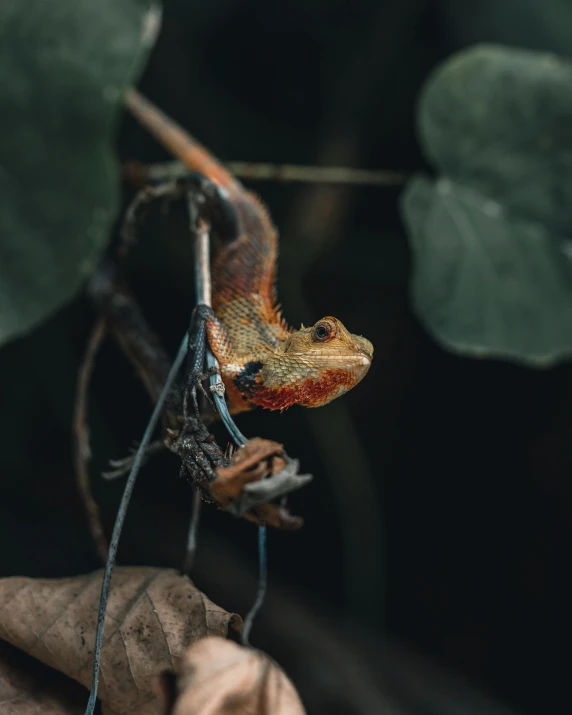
[
  {"xmin": 275, "ymin": 316, "xmax": 373, "ymax": 407},
  {"xmin": 226, "ymin": 316, "xmax": 373, "ymax": 412}
]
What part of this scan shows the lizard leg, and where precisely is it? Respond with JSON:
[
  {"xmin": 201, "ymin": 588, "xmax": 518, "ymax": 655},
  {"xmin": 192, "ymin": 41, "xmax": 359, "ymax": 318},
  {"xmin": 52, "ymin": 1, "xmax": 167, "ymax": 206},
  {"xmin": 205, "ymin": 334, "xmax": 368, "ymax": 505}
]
[
  {"xmin": 183, "ymin": 304, "xmax": 213, "ymax": 420},
  {"xmin": 183, "ymin": 302, "xmax": 252, "ymax": 422},
  {"xmin": 205, "ymin": 312, "xmax": 253, "ymax": 416},
  {"xmin": 182, "ymin": 303, "xmax": 236, "ymax": 413}
]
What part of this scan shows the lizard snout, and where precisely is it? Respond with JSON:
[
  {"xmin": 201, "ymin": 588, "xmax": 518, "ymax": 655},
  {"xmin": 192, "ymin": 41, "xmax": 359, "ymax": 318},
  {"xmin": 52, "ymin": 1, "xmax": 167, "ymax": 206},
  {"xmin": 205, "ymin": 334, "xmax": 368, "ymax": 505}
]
[{"xmin": 353, "ymin": 335, "xmax": 374, "ymax": 361}]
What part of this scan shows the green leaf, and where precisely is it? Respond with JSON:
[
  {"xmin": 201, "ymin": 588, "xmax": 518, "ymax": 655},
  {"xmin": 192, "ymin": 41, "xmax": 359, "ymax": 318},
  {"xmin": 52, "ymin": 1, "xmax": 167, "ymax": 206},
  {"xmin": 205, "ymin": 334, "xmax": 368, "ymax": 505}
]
[
  {"xmin": 402, "ymin": 44, "xmax": 572, "ymax": 366},
  {"xmin": 403, "ymin": 176, "xmax": 572, "ymax": 364},
  {"xmin": 0, "ymin": 0, "xmax": 160, "ymax": 347}
]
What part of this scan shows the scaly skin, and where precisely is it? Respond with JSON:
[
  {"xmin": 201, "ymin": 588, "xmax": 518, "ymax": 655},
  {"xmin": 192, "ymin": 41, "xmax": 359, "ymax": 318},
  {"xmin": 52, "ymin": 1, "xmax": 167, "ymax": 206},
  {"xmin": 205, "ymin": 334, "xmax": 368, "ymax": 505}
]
[{"xmin": 126, "ymin": 90, "xmax": 374, "ymax": 412}]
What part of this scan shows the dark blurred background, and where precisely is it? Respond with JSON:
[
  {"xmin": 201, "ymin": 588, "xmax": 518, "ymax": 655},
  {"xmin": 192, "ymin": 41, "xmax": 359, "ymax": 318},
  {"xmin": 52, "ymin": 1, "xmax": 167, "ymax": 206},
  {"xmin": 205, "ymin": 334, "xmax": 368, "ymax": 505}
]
[{"xmin": 1, "ymin": 1, "xmax": 571, "ymax": 713}]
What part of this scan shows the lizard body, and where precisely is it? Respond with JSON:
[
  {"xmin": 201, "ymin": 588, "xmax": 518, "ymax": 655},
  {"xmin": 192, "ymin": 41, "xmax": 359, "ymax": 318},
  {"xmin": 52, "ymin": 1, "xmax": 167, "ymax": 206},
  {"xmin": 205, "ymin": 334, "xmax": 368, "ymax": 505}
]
[{"xmin": 126, "ymin": 91, "xmax": 373, "ymax": 412}]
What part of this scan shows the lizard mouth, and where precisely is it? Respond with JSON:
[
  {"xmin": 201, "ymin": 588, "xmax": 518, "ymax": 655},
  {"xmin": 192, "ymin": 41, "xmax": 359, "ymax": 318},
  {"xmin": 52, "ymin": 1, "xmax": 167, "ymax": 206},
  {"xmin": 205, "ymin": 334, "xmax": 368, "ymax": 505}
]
[
  {"xmin": 309, "ymin": 335, "xmax": 373, "ymax": 365},
  {"xmin": 308, "ymin": 350, "xmax": 372, "ymax": 368},
  {"xmin": 353, "ymin": 335, "xmax": 374, "ymax": 360}
]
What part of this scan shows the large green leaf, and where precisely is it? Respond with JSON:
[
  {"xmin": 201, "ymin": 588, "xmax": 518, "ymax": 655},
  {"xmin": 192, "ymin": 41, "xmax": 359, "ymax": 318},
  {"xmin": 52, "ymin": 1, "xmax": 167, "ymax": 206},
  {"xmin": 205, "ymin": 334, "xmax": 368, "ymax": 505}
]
[
  {"xmin": 403, "ymin": 176, "xmax": 572, "ymax": 364},
  {"xmin": 401, "ymin": 44, "xmax": 572, "ymax": 365},
  {"xmin": 0, "ymin": 0, "xmax": 160, "ymax": 347}
]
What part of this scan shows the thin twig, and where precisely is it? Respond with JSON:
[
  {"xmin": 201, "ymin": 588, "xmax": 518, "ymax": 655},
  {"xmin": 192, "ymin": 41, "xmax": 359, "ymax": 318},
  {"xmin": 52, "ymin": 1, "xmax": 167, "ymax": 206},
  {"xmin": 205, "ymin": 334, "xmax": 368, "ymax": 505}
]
[
  {"xmin": 73, "ymin": 318, "xmax": 109, "ymax": 563},
  {"xmin": 182, "ymin": 488, "xmax": 202, "ymax": 575},
  {"xmin": 229, "ymin": 162, "xmax": 407, "ymax": 186},
  {"xmin": 119, "ymin": 180, "xmax": 182, "ymax": 253},
  {"xmin": 124, "ymin": 158, "xmax": 408, "ymax": 187},
  {"xmin": 241, "ymin": 524, "xmax": 268, "ymax": 647},
  {"xmin": 193, "ymin": 211, "xmax": 213, "ymax": 306},
  {"xmin": 181, "ymin": 198, "xmax": 209, "ymax": 575},
  {"xmin": 84, "ymin": 334, "xmax": 188, "ymax": 715},
  {"xmin": 101, "ymin": 439, "xmax": 165, "ymax": 480}
]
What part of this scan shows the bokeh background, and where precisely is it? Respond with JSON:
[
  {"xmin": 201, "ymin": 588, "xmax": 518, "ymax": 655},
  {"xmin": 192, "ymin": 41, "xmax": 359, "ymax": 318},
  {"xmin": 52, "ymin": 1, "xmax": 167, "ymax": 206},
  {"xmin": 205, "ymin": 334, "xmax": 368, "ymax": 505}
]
[{"xmin": 1, "ymin": 1, "xmax": 571, "ymax": 713}]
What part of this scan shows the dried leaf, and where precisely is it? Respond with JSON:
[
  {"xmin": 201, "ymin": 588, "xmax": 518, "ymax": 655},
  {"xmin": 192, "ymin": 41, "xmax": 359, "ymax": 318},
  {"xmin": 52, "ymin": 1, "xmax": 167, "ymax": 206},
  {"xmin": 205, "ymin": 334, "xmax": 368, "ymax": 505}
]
[
  {"xmin": 0, "ymin": 567, "xmax": 240, "ymax": 715},
  {"xmin": 155, "ymin": 636, "xmax": 305, "ymax": 715},
  {"xmin": 209, "ymin": 438, "xmax": 311, "ymax": 529},
  {"xmin": 0, "ymin": 640, "xmax": 89, "ymax": 715},
  {"xmin": 211, "ymin": 439, "xmax": 285, "ymax": 504}
]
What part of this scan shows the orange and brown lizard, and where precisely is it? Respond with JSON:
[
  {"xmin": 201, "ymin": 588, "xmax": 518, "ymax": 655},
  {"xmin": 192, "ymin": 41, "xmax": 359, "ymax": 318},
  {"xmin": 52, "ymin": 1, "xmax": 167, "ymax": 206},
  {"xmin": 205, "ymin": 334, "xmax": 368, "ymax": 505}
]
[{"xmin": 126, "ymin": 91, "xmax": 373, "ymax": 414}]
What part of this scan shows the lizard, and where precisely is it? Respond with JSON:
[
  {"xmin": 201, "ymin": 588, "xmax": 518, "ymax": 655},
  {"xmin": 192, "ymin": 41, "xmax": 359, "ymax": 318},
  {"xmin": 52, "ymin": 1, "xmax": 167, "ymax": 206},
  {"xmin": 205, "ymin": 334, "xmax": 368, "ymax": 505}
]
[{"xmin": 126, "ymin": 90, "xmax": 374, "ymax": 414}]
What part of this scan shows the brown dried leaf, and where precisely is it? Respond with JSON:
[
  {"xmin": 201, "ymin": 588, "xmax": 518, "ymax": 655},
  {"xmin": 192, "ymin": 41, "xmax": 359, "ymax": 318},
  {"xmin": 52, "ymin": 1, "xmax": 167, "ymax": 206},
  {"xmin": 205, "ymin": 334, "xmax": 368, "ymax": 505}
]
[
  {"xmin": 211, "ymin": 438, "xmax": 287, "ymax": 505},
  {"xmin": 155, "ymin": 636, "xmax": 305, "ymax": 715},
  {"xmin": 209, "ymin": 438, "xmax": 310, "ymax": 529},
  {"xmin": 0, "ymin": 640, "xmax": 86, "ymax": 715},
  {"xmin": 0, "ymin": 567, "xmax": 240, "ymax": 715}
]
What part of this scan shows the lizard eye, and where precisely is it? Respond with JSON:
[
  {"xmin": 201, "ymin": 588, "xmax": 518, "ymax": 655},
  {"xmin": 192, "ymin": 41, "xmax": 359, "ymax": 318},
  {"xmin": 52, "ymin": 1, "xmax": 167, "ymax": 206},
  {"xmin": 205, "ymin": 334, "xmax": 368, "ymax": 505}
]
[{"xmin": 312, "ymin": 322, "xmax": 333, "ymax": 342}]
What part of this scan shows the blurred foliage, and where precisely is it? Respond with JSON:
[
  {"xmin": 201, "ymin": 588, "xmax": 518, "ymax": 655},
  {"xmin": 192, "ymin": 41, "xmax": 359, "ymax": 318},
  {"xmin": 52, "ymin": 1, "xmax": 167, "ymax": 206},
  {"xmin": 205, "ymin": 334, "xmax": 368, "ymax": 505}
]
[
  {"xmin": 0, "ymin": 0, "xmax": 159, "ymax": 347},
  {"xmin": 437, "ymin": 0, "xmax": 572, "ymax": 56},
  {"xmin": 402, "ymin": 44, "xmax": 572, "ymax": 365},
  {"xmin": 1, "ymin": 2, "xmax": 571, "ymax": 714}
]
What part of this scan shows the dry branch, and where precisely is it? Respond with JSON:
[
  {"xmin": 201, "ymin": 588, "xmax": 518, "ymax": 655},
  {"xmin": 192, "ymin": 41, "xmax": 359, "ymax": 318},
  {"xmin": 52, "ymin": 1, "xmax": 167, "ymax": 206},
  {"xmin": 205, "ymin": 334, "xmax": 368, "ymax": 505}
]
[
  {"xmin": 123, "ymin": 158, "xmax": 407, "ymax": 188},
  {"xmin": 72, "ymin": 317, "xmax": 109, "ymax": 562}
]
